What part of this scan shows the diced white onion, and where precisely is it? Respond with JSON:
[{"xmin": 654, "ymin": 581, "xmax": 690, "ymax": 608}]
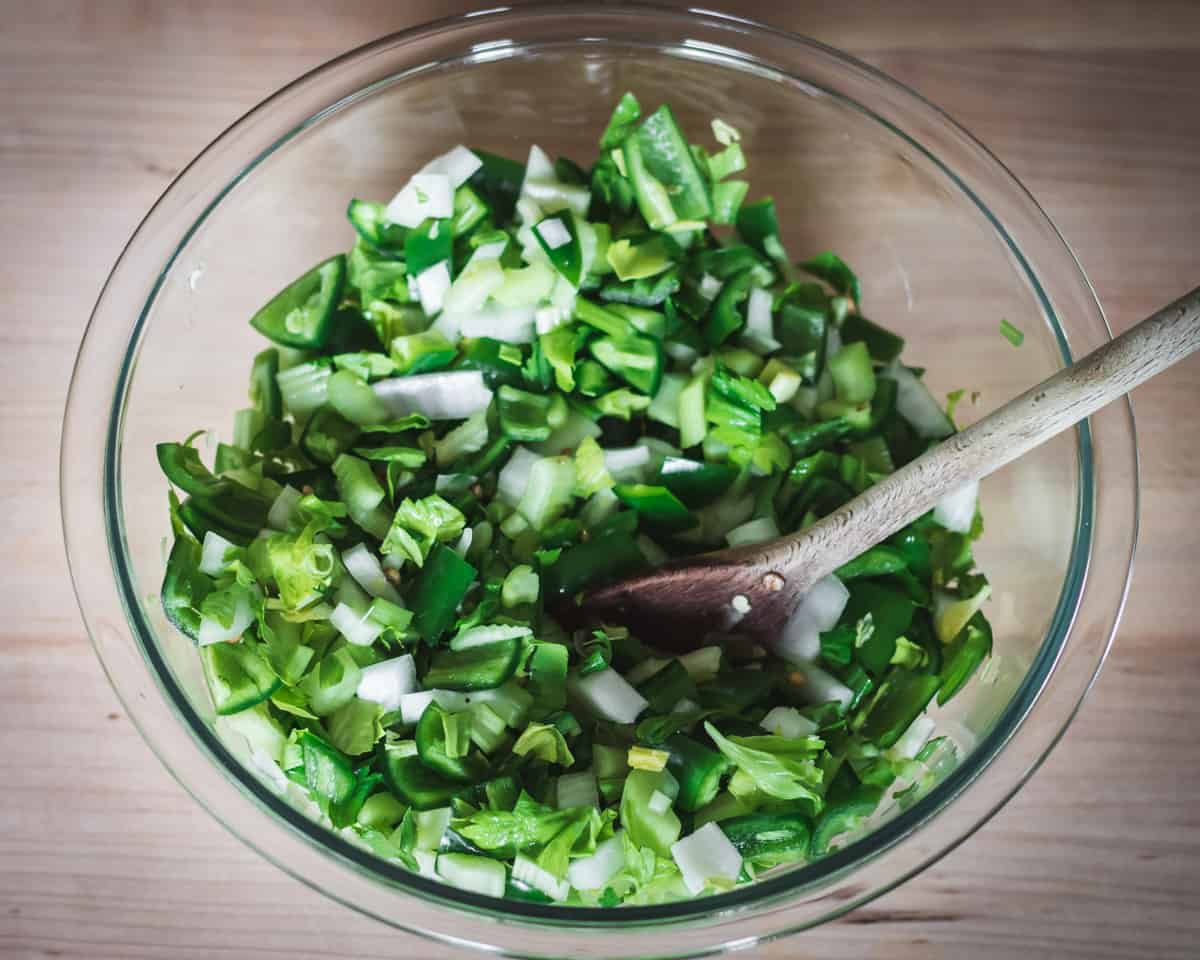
[
  {"xmin": 671, "ymin": 822, "xmax": 743, "ymax": 895},
  {"xmin": 604, "ymin": 444, "xmax": 652, "ymax": 478},
  {"xmin": 451, "ymin": 624, "xmax": 532, "ymax": 651},
  {"xmin": 665, "ymin": 341, "xmax": 699, "ymax": 364},
  {"xmin": 417, "ymin": 144, "xmax": 482, "ymax": 188},
  {"xmin": 556, "ymin": 770, "xmax": 599, "ymax": 811},
  {"xmin": 197, "ymin": 589, "xmax": 257, "ymax": 646},
  {"xmin": 566, "ymin": 834, "xmax": 625, "ymax": 891},
  {"xmin": 436, "ymin": 853, "xmax": 506, "ymax": 898},
  {"xmin": 453, "ymin": 526, "xmax": 473, "ymax": 558},
  {"xmin": 331, "ymin": 602, "xmax": 384, "ymax": 647},
  {"xmin": 374, "ymin": 370, "xmax": 493, "ymax": 420},
  {"xmin": 341, "ymin": 543, "xmax": 401, "ymax": 603},
  {"xmin": 458, "ymin": 303, "xmax": 536, "ymax": 343},
  {"xmin": 648, "ymin": 790, "xmax": 672, "ymax": 814},
  {"xmin": 355, "ymin": 655, "xmax": 417, "ymax": 712},
  {"xmin": 535, "ymin": 305, "xmax": 567, "ymax": 335},
  {"xmin": 399, "ymin": 689, "xmax": 472, "ymax": 725},
  {"xmin": 677, "ymin": 646, "xmax": 723, "ymax": 684},
  {"xmin": 399, "ymin": 690, "xmax": 436, "ymax": 726},
  {"xmin": 442, "ymin": 259, "xmax": 505, "ymax": 316},
  {"xmin": 760, "ymin": 705, "xmax": 818, "ymax": 739},
  {"xmin": 412, "ymin": 849, "xmax": 438, "ymax": 877},
  {"xmin": 933, "ymin": 480, "xmax": 979, "ymax": 534},
  {"xmin": 793, "ymin": 662, "xmax": 855, "ymax": 711},
  {"xmin": 725, "ymin": 516, "xmax": 780, "ymax": 548},
  {"xmin": 746, "ymin": 287, "xmax": 774, "ymax": 338},
  {"xmin": 199, "ymin": 530, "xmax": 238, "ymax": 576},
  {"xmin": 887, "ymin": 715, "xmax": 937, "ymax": 761},
  {"xmin": 569, "ymin": 667, "xmax": 648, "ymax": 724},
  {"xmin": 518, "ymin": 147, "xmax": 590, "ymax": 219},
  {"xmin": 699, "ymin": 273, "xmax": 723, "ymax": 300},
  {"xmin": 384, "ymin": 172, "xmax": 453, "ymax": 228},
  {"xmin": 512, "ymin": 854, "xmax": 570, "ymax": 901},
  {"xmin": 415, "ymin": 261, "xmax": 452, "ymax": 317},
  {"xmin": 775, "ymin": 575, "xmax": 849, "ymax": 662},
  {"xmin": 886, "ymin": 361, "xmax": 954, "ymax": 440},
  {"xmin": 536, "ymin": 217, "xmax": 572, "ymax": 250},
  {"xmin": 496, "ymin": 446, "xmax": 541, "ymax": 506},
  {"xmin": 267, "ymin": 484, "xmax": 301, "ymax": 531}
]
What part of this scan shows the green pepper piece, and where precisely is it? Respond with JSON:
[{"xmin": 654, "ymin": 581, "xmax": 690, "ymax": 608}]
[
  {"xmin": 301, "ymin": 407, "xmax": 361, "ymax": 465},
  {"xmin": 836, "ymin": 546, "xmax": 909, "ymax": 581},
  {"xmin": 636, "ymin": 660, "xmax": 696, "ymax": 713},
  {"xmin": 422, "ymin": 639, "xmax": 522, "ymax": 692},
  {"xmin": 467, "ymin": 149, "xmax": 524, "ymax": 225},
  {"xmin": 543, "ymin": 532, "xmax": 648, "ymax": 599},
  {"xmin": 404, "ymin": 217, "xmax": 453, "ymax": 277},
  {"xmin": 720, "ymin": 812, "xmax": 812, "ymax": 868},
  {"xmin": 346, "ymin": 199, "xmax": 407, "ymax": 256},
  {"xmin": 588, "ymin": 334, "xmax": 664, "ymax": 395},
  {"xmin": 415, "ymin": 702, "xmax": 490, "ymax": 782},
  {"xmin": 704, "ymin": 269, "xmax": 756, "ymax": 347},
  {"xmin": 410, "ymin": 545, "xmax": 477, "ymax": 643},
  {"xmin": 655, "ymin": 457, "xmax": 738, "ymax": 508},
  {"xmin": 200, "ymin": 641, "xmax": 281, "ymax": 716},
  {"xmin": 666, "ymin": 734, "xmax": 731, "ymax": 812},
  {"xmin": 533, "ymin": 213, "xmax": 582, "ymax": 286},
  {"xmin": 844, "ymin": 581, "xmax": 916, "ymax": 675},
  {"xmin": 249, "ymin": 254, "xmax": 347, "ymax": 349},
  {"xmin": 161, "ymin": 536, "xmax": 210, "ymax": 641},
  {"xmin": 613, "ymin": 483, "xmax": 695, "ymax": 533},
  {"xmin": 382, "ymin": 752, "xmax": 462, "ymax": 810},
  {"xmin": 840, "ymin": 313, "xmax": 906, "ymax": 363}
]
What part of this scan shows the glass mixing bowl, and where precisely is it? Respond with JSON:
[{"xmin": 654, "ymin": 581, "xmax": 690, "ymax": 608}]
[{"xmin": 61, "ymin": 5, "xmax": 1138, "ymax": 956}]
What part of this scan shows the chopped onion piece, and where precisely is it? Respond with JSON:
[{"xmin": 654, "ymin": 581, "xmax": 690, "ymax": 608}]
[
  {"xmin": 725, "ymin": 516, "xmax": 780, "ymax": 547},
  {"xmin": 355, "ymin": 655, "xmax": 417, "ymax": 712},
  {"xmin": 566, "ymin": 834, "xmax": 625, "ymax": 891},
  {"xmin": 199, "ymin": 530, "xmax": 238, "ymax": 576},
  {"xmin": 197, "ymin": 588, "xmax": 257, "ymax": 646},
  {"xmin": 385, "ymin": 173, "xmax": 453, "ymax": 228},
  {"xmin": 496, "ymin": 446, "xmax": 541, "ymax": 506},
  {"xmin": 342, "ymin": 543, "xmax": 401, "ymax": 603},
  {"xmin": 458, "ymin": 303, "xmax": 536, "ymax": 343},
  {"xmin": 775, "ymin": 575, "xmax": 849, "ymax": 662},
  {"xmin": 374, "ymin": 370, "xmax": 492, "ymax": 420},
  {"xmin": 417, "ymin": 144, "xmax": 482, "ymax": 187},
  {"xmin": 536, "ymin": 216, "xmax": 572, "ymax": 249},
  {"xmin": 671, "ymin": 822, "xmax": 743, "ymax": 894},
  {"xmin": 933, "ymin": 480, "xmax": 979, "ymax": 534},
  {"xmin": 569, "ymin": 667, "xmax": 648, "ymax": 724},
  {"xmin": 331, "ymin": 602, "xmax": 384, "ymax": 647},
  {"xmin": 415, "ymin": 261, "xmax": 452, "ymax": 316},
  {"xmin": 267, "ymin": 484, "xmax": 301, "ymax": 531},
  {"xmin": 760, "ymin": 705, "xmax": 818, "ymax": 739}
]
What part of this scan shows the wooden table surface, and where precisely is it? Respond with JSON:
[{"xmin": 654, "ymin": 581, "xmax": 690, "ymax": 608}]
[{"xmin": 4, "ymin": 2, "xmax": 1199, "ymax": 957}]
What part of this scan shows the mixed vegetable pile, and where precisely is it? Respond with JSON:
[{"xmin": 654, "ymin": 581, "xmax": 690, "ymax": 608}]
[{"xmin": 157, "ymin": 93, "xmax": 994, "ymax": 905}]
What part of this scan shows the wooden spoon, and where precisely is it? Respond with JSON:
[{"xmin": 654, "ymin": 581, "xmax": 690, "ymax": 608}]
[{"xmin": 561, "ymin": 286, "xmax": 1200, "ymax": 650}]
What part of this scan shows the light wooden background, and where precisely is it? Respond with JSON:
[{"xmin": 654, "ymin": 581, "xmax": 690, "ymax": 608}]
[{"xmin": 4, "ymin": 2, "xmax": 1199, "ymax": 958}]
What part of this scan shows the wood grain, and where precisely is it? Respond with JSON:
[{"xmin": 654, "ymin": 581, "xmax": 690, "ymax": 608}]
[{"xmin": 3, "ymin": 2, "xmax": 1200, "ymax": 959}]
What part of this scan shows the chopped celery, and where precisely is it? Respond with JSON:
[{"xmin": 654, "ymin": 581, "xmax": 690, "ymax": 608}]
[{"xmin": 157, "ymin": 92, "xmax": 995, "ymax": 908}]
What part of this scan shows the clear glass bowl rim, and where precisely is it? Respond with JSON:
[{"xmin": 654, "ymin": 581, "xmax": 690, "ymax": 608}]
[{"xmin": 60, "ymin": 3, "xmax": 1139, "ymax": 954}]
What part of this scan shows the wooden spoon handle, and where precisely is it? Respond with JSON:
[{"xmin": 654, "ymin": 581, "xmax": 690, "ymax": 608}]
[{"xmin": 756, "ymin": 284, "xmax": 1200, "ymax": 594}]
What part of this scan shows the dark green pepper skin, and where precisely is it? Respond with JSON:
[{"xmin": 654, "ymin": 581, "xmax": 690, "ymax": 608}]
[
  {"xmin": 665, "ymin": 734, "xmax": 730, "ymax": 812},
  {"xmin": 415, "ymin": 702, "xmax": 490, "ymax": 782},
  {"xmin": 249, "ymin": 254, "xmax": 346, "ymax": 349}
]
